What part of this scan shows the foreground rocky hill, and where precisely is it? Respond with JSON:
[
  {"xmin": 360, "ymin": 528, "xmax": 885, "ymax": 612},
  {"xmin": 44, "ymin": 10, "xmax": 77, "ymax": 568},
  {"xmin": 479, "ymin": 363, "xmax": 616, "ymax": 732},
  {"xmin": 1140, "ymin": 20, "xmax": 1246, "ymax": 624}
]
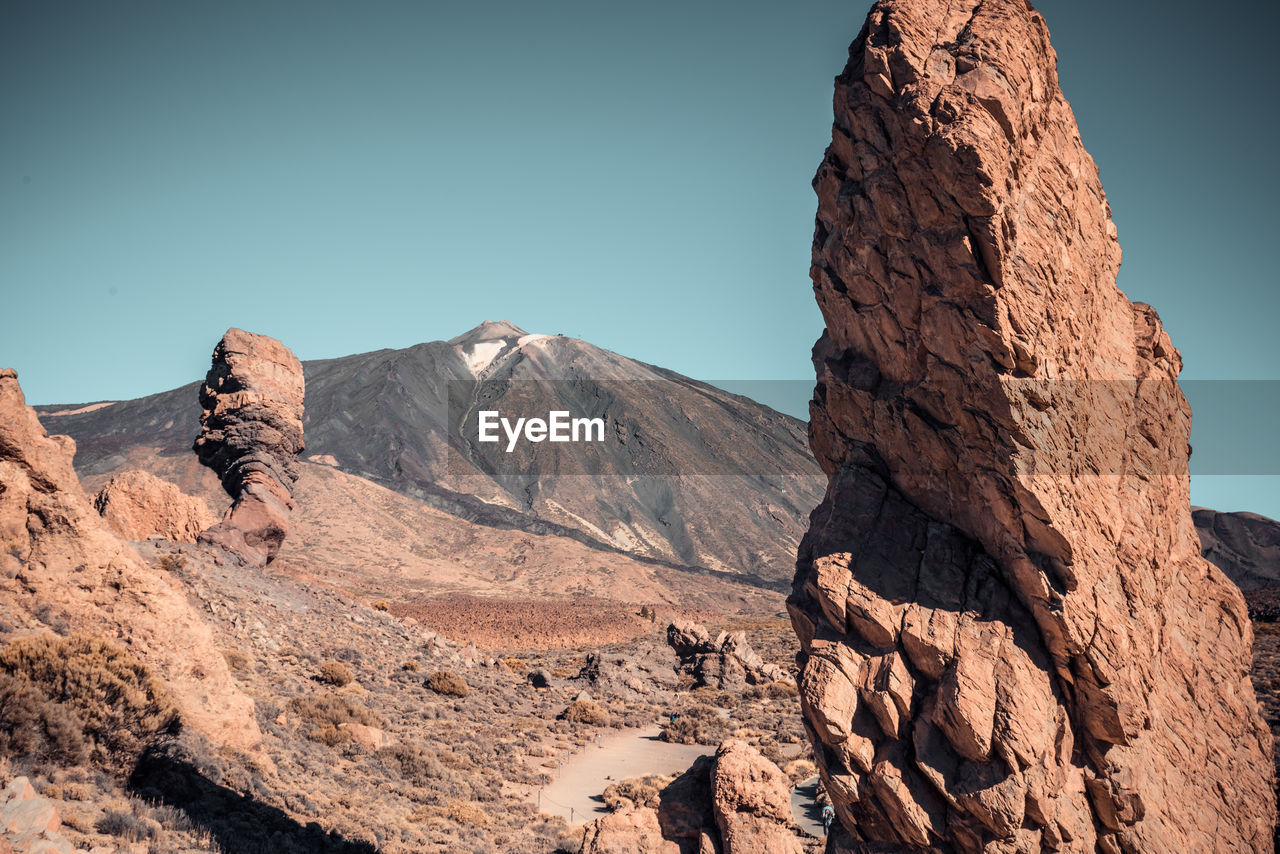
[
  {"xmin": 790, "ymin": 0, "xmax": 1275, "ymax": 851},
  {"xmin": 38, "ymin": 321, "xmax": 822, "ymax": 586},
  {"xmin": 0, "ymin": 368, "xmax": 261, "ymax": 756}
]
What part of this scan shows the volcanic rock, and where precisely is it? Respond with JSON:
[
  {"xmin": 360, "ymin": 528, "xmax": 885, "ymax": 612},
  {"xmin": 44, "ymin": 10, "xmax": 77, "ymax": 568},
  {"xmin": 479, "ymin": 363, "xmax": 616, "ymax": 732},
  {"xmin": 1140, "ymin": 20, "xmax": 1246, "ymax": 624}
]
[
  {"xmin": 711, "ymin": 740, "xmax": 805, "ymax": 854},
  {"xmin": 0, "ymin": 369, "xmax": 260, "ymax": 753},
  {"xmin": 580, "ymin": 746, "xmax": 811, "ymax": 854},
  {"xmin": 576, "ymin": 643, "xmax": 679, "ymax": 699},
  {"xmin": 789, "ymin": 1, "xmax": 1275, "ymax": 851},
  {"xmin": 194, "ymin": 329, "xmax": 305, "ymax": 567},
  {"xmin": 666, "ymin": 621, "xmax": 788, "ymax": 689},
  {"xmin": 93, "ymin": 469, "xmax": 217, "ymax": 543},
  {"xmin": 579, "ymin": 805, "xmax": 679, "ymax": 854}
]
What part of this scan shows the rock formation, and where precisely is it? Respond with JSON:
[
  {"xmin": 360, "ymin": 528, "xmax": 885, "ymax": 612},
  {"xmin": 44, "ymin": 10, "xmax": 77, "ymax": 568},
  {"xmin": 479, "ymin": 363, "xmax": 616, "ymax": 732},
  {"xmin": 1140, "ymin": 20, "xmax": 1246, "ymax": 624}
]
[
  {"xmin": 194, "ymin": 329, "xmax": 305, "ymax": 567},
  {"xmin": 93, "ymin": 469, "xmax": 217, "ymax": 543},
  {"xmin": 579, "ymin": 743, "xmax": 811, "ymax": 854},
  {"xmin": 0, "ymin": 776, "xmax": 73, "ymax": 854},
  {"xmin": 666, "ymin": 621, "xmax": 789, "ymax": 689},
  {"xmin": 0, "ymin": 369, "xmax": 260, "ymax": 753},
  {"xmin": 576, "ymin": 643, "xmax": 679, "ymax": 699},
  {"xmin": 789, "ymin": 1, "xmax": 1276, "ymax": 851},
  {"xmin": 711, "ymin": 740, "xmax": 807, "ymax": 854}
]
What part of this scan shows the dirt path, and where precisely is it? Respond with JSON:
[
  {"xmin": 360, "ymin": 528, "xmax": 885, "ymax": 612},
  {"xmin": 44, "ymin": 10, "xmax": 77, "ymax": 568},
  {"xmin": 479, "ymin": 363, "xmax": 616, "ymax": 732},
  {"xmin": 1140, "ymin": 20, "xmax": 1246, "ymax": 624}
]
[
  {"xmin": 535, "ymin": 725, "xmax": 710, "ymax": 824},
  {"xmin": 791, "ymin": 775, "xmax": 824, "ymax": 838}
]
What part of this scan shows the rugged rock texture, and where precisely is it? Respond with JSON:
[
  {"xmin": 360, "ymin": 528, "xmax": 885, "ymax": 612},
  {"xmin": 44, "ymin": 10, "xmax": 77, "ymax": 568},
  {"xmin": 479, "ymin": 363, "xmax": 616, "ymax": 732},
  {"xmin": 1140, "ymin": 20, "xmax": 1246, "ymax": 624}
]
[
  {"xmin": 789, "ymin": 1, "xmax": 1275, "ymax": 851},
  {"xmin": 93, "ymin": 469, "xmax": 217, "ymax": 543},
  {"xmin": 0, "ymin": 776, "xmax": 72, "ymax": 854},
  {"xmin": 579, "ymin": 745, "xmax": 811, "ymax": 854},
  {"xmin": 1195, "ymin": 507, "xmax": 1280, "ymax": 592},
  {"xmin": 576, "ymin": 643, "xmax": 680, "ymax": 699},
  {"xmin": 0, "ymin": 369, "xmax": 260, "ymax": 753},
  {"xmin": 194, "ymin": 329, "xmax": 305, "ymax": 567},
  {"xmin": 667, "ymin": 621, "xmax": 788, "ymax": 689},
  {"xmin": 711, "ymin": 740, "xmax": 807, "ymax": 854}
]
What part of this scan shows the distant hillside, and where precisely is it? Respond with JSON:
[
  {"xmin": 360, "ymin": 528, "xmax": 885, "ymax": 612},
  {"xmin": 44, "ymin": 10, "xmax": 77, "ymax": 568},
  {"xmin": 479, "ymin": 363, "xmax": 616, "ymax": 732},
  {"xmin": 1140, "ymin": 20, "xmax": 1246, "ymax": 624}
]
[{"xmin": 38, "ymin": 321, "xmax": 824, "ymax": 586}]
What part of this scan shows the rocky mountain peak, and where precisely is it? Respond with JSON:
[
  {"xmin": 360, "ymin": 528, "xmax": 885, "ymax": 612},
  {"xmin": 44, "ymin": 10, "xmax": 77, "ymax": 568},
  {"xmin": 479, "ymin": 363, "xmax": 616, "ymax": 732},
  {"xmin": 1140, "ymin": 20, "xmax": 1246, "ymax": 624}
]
[
  {"xmin": 447, "ymin": 319, "xmax": 529, "ymax": 346},
  {"xmin": 790, "ymin": 0, "xmax": 1275, "ymax": 850}
]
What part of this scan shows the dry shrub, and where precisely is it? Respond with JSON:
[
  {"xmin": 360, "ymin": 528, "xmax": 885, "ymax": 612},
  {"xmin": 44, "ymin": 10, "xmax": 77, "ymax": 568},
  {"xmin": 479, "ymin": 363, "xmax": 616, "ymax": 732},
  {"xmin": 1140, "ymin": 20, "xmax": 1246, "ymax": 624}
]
[
  {"xmin": 376, "ymin": 741, "xmax": 446, "ymax": 785},
  {"xmin": 318, "ymin": 660, "xmax": 355, "ymax": 687},
  {"xmin": 446, "ymin": 799, "xmax": 490, "ymax": 827},
  {"xmin": 401, "ymin": 661, "xmax": 419, "ymax": 673},
  {"xmin": 783, "ymin": 758, "xmax": 818, "ymax": 783},
  {"xmin": 289, "ymin": 693, "xmax": 383, "ymax": 744},
  {"xmin": 660, "ymin": 705, "xmax": 726, "ymax": 745},
  {"xmin": 157, "ymin": 554, "xmax": 186, "ymax": 572},
  {"xmin": 603, "ymin": 773, "xmax": 673, "ymax": 810},
  {"xmin": 0, "ymin": 671, "xmax": 89, "ymax": 766},
  {"xmin": 97, "ymin": 809, "xmax": 158, "ymax": 841},
  {"xmin": 373, "ymin": 601, "xmax": 390, "ymax": 611},
  {"xmin": 0, "ymin": 634, "xmax": 177, "ymax": 774},
  {"xmin": 426, "ymin": 670, "xmax": 469, "ymax": 698},
  {"xmin": 560, "ymin": 700, "xmax": 609, "ymax": 726}
]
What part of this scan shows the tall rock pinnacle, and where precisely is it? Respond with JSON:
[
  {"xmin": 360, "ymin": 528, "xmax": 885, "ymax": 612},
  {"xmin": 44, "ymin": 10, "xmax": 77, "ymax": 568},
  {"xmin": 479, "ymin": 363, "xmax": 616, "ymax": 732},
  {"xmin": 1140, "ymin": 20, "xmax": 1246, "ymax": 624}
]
[
  {"xmin": 789, "ymin": 1, "xmax": 1275, "ymax": 851},
  {"xmin": 194, "ymin": 329, "xmax": 305, "ymax": 567}
]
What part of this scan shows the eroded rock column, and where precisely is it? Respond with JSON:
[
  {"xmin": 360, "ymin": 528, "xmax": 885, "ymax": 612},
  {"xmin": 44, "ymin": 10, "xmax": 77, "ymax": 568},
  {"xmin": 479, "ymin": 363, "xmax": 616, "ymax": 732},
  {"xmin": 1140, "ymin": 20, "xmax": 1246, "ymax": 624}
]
[
  {"xmin": 194, "ymin": 328, "xmax": 305, "ymax": 567},
  {"xmin": 789, "ymin": 1, "xmax": 1275, "ymax": 850}
]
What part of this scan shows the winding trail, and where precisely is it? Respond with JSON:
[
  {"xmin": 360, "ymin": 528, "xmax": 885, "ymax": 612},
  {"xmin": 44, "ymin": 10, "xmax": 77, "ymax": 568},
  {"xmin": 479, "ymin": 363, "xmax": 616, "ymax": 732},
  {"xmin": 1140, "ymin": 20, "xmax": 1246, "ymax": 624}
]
[{"xmin": 535, "ymin": 725, "xmax": 709, "ymax": 823}]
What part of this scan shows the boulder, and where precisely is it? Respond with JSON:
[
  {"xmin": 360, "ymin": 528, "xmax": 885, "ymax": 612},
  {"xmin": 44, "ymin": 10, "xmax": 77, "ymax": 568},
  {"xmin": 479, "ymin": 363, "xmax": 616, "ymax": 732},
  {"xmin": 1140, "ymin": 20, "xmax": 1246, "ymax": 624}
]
[
  {"xmin": 710, "ymin": 741, "xmax": 804, "ymax": 854},
  {"xmin": 194, "ymin": 329, "xmax": 305, "ymax": 567},
  {"xmin": 93, "ymin": 469, "xmax": 217, "ymax": 543},
  {"xmin": 789, "ymin": 0, "xmax": 1276, "ymax": 850}
]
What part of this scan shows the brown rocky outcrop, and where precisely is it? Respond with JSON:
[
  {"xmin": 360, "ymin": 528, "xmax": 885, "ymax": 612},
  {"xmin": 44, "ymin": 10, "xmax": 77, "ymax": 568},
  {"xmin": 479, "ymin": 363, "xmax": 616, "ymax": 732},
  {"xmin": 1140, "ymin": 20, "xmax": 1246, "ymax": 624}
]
[
  {"xmin": 711, "ymin": 740, "xmax": 806, "ymax": 854},
  {"xmin": 666, "ymin": 621, "xmax": 789, "ymax": 689},
  {"xmin": 194, "ymin": 329, "xmax": 305, "ymax": 567},
  {"xmin": 789, "ymin": 1, "xmax": 1275, "ymax": 851},
  {"xmin": 580, "ymin": 743, "xmax": 811, "ymax": 854},
  {"xmin": 0, "ymin": 369, "xmax": 260, "ymax": 753},
  {"xmin": 93, "ymin": 469, "xmax": 217, "ymax": 543}
]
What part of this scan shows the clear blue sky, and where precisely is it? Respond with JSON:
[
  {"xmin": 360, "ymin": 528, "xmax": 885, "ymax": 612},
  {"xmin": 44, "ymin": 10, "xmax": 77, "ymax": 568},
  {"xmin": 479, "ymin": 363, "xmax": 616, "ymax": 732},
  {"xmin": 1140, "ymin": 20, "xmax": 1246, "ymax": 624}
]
[{"xmin": 1, "ymin": 1, "xmax": 1276, "ymax": 516}]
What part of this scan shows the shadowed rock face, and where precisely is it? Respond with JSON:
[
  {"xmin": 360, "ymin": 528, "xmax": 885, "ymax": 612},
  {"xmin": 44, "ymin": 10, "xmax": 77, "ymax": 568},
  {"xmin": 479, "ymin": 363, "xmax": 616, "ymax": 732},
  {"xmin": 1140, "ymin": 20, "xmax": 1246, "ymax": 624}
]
[
  {"xmin": 1194, "ymin": 507, "xmax": 1280, "ymax": 592},
  {"xmin": 194, "ymin": 329, "xmax": 305, "ymax": 567},
  {"xmin": 789, "ymin": 1, "xmax": 1275, "ymax": 851}
]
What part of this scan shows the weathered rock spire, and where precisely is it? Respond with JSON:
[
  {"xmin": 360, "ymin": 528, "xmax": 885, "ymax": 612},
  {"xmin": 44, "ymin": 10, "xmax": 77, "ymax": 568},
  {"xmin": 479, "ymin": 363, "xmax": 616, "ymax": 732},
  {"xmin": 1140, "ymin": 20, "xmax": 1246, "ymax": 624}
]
[
  {"xmin": 194, "ymin": 328, "xmax": 305, "ymax": 567},
  {"xmin": 790, "ymin": 0, "xmax": 1275, "ymax": 850}
]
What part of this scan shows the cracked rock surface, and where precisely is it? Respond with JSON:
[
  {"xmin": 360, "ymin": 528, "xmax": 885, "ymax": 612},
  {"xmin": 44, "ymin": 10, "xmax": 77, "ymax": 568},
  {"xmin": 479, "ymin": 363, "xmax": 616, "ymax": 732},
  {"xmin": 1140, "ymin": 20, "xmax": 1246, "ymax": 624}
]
[{"xmin": 789, "ymin": 0, "xmax": 1275, "ymax": 850}]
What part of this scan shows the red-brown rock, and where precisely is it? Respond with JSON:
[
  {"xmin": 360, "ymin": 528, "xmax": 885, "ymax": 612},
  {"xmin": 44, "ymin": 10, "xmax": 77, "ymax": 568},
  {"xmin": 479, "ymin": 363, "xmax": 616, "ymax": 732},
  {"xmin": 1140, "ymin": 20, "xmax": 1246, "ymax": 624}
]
[
  {"xmin": 93, "ymin": 469, "xmax": 217, "ymax": 543},
  {"xmin": 789, "ymin": 1, "xmax": 1275, "ymax": 851},
  {"xmin": 711, "ymin": 740, "xmax": 805, "ymax": 854},
  {"xmin": 194, "ymin": 329, "xmax": 305, "ymax": 567}
]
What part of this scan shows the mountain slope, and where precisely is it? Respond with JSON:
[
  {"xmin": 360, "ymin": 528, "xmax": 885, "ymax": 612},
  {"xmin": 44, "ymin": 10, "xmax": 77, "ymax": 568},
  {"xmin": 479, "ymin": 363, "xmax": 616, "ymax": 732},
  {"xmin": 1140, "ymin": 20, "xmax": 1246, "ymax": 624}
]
[{"xmin": 39, "ymin": 322, "xmax": 824, "ymax": 584}]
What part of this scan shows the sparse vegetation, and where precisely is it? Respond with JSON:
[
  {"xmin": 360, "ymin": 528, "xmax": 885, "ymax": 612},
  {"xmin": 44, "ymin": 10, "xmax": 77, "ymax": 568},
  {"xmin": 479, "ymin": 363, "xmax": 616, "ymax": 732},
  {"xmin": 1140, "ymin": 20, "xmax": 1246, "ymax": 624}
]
[
  {"xmin": 425, "ymin": 670, "xmax": 468, "ymax": 698},
  {"xmin": 0, "ymin": 633, "xmax": 177, "ymax": 775},
  {"xmin": 318, "ymin": 660, "xmax": 355, "ymax": 686},
  {"xmin": 289, "ymin": 693, "xmax": 383, "ymax": 745},
  {"xmin": 661, "ymin": 704, "xmax": 728, "ymax": 745},
  {"xmin": 157, "ymin": 554, "xmax": 186, "ymax": 572},
  {"xmin": 602, "ymin": 773, "xmax": 674, "ymax": 810},
  {"xmin": 560, "ymin": 699, "xmax": 610, "ymax": 726}
]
